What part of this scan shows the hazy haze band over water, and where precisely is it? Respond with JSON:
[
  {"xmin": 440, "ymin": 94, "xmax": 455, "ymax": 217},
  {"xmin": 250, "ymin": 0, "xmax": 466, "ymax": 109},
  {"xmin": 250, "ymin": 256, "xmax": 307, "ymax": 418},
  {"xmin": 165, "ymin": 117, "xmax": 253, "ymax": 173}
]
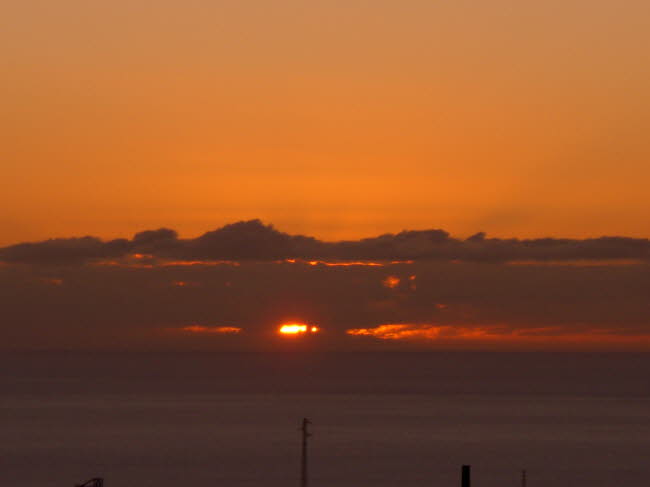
[{"xmin": 2, "ymin": 352, "xmax": 649, "ymax": 487}]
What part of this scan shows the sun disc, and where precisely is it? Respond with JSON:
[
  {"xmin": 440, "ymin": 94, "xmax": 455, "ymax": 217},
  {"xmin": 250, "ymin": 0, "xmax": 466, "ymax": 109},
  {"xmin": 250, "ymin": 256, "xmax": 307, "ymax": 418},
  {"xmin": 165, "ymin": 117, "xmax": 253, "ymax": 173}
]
[{"xmin": 279, "ymin": 323, "xmax": 320, "ymax": 335}]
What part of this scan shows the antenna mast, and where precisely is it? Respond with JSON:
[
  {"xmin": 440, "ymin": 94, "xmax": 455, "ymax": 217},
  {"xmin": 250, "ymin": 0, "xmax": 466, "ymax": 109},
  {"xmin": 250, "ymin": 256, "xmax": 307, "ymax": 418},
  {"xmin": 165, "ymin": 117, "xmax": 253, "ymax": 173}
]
[{"xmin": 300, "ymin": 418, "xmax": 312, "ymax": 487}]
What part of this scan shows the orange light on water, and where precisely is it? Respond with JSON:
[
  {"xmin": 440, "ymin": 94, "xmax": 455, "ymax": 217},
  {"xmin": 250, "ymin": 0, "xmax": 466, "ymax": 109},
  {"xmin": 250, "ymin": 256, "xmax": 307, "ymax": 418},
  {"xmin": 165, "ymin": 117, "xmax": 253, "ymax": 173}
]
[{"xmin": 279, "ymin": 323, "xmax": 320, "ymax": 335}]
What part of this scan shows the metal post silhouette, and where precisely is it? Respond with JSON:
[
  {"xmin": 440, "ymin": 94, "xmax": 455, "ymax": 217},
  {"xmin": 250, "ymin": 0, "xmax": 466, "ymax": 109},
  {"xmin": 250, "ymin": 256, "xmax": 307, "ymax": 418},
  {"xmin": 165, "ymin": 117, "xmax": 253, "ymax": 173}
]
[
  {"xmin": 461, "ymin": 465, "xmax": 470, "ymax": 487},
  {"xmin": 300, "ymin": 418, "xmax": 311, "ymax": 487},
  {"xmin": 522, "ymin": 469, "xmax": 527, "ymax": 487}
]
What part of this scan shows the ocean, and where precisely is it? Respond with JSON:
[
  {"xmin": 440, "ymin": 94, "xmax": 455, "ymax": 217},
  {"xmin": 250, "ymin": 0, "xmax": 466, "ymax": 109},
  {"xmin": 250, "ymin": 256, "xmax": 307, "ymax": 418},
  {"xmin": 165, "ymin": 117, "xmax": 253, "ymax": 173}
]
[{"xmin": 1, "ymin": 352, "xmax": 648, "ymax": 487}]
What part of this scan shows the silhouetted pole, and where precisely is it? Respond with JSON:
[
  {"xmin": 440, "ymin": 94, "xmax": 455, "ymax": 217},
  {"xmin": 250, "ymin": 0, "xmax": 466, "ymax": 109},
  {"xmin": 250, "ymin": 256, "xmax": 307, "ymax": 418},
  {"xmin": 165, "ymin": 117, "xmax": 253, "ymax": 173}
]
[
  {"xmin": 300, "ymin": 418, "xmax": 312, "ymax": 487},
  {"xmin": 522, "ymin": 469, "xmax": 527, "ymax": 487},
  {"xmin": 461, "ymin": 465, "xmax": 470, "ymax": 487}
]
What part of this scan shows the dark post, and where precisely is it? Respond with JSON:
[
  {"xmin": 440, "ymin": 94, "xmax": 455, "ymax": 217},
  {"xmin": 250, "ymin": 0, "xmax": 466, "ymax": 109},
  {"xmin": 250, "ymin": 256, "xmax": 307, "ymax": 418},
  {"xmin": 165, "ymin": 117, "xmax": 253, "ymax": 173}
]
[
  {"xmin": 461, "ymin": 465, "xmax": 471, "ymax": 487},
  {"xmin": 300, "ymin": 418, "xmax": 311, "ymax": 487},
  {"xmin": 522, "ymin": 469, "xmax": 527, "ymax": 487}
]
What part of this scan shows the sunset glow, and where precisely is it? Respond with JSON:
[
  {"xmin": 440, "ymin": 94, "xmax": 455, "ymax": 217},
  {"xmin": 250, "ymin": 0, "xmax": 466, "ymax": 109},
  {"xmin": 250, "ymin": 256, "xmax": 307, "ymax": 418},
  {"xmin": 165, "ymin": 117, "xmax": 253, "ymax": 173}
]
[
  {"xmin": 93, "ymin": 259, "xmax": 241, "ymax": 269},
  {"xmin": 281, "ymin": 259, "xmax": 414, "ymax": 267},
  {"xmin": 93, "ymin": 257, "xmax": 418, "ymax": 269},
  {"xmin": 4, "ymin": 7, "xmax": 650, "ymax": 485},
  {"xmin": 2, "ymin": 2, "xmax": 650, "ymax": 356},
  {"xmin": 347, "ymin": 324, "xmax": 444, "ymax": 340}
]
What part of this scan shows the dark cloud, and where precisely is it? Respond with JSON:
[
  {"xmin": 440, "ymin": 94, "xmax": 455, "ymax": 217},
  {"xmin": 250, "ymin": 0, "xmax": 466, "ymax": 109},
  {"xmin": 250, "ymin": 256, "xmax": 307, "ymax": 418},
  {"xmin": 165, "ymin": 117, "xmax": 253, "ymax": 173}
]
[
  {"xmin": 1, "ymin": 219, "xmax": 649, "ymax": 265},
  {"xmin": 188, "ymin": 220, "xmax": 324, "ymax": 260},
  {"xmin": 132, "ymin": 228, "xmax": 178, "ymax": 246},
  {"xmin": 0, "ymin": 236, "xmax": 131, "ymax": 264}
]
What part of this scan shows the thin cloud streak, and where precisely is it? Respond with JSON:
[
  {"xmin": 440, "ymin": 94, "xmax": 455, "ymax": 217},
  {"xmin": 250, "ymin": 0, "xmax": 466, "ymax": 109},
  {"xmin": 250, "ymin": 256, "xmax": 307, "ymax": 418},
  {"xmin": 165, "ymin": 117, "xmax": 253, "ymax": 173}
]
[
  {"xmin": 1, "ymin": 232, "xmax": 649, "ymax": 351},
  {"xmin": 346, "ymin": 324, "xmax": 650, "ymax": 349}
]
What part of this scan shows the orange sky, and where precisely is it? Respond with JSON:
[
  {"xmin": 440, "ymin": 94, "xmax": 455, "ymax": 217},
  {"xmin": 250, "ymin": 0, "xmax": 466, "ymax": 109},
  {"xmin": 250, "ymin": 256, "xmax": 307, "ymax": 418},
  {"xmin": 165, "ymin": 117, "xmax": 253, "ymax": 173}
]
[{"xmin": 2, "ymin": 1, "xmax": 650, "ymax": 246}]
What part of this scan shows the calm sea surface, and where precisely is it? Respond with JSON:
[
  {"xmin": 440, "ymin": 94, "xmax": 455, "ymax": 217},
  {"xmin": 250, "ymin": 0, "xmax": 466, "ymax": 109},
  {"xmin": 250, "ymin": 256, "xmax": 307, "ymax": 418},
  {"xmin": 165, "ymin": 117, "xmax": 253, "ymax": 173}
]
[{"xmin": 1, "ymin": 352, "xmax": 648, "ymax": 487}]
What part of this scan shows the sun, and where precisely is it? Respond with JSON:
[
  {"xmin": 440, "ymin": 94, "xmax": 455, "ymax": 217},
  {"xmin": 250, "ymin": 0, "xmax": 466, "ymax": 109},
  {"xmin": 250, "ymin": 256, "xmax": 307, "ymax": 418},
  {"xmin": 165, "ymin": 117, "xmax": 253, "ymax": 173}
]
[{"xmin": 279, "ymin": 323, "xmax": 320, "ymax": 335}]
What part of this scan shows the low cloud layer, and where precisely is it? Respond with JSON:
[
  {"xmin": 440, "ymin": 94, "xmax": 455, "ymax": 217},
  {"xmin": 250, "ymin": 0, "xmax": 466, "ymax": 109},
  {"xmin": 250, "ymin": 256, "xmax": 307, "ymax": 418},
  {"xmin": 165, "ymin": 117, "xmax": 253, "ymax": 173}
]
[
  {"xmin": 1, "ymin": 220, "xmax": 650, "ymax": 265},
  {"xmin": 2, "ymin": 221, "xmax": 649, "ymax": 351},
  {"xmin": 1, "ymin": 254, "xmax": 649, "ymax": 350}
]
